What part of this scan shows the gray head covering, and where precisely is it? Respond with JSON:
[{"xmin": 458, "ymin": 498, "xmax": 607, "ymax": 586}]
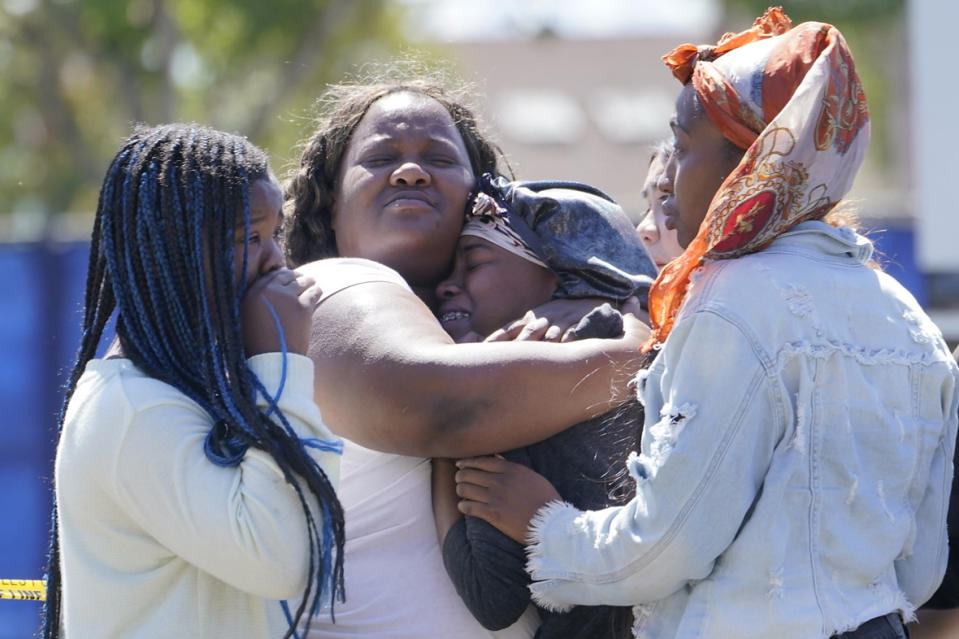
[{"xmin": 465, "ymin": 173, "xmax": 656, "ymax": 303}]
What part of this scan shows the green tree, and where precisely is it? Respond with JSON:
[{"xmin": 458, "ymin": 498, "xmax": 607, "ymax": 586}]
[{"xmin": 0, "ymin": 0, "xmax": 406, "ymax": 232}]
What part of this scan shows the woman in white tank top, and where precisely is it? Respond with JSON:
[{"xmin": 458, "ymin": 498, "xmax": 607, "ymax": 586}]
[{"xmin": 283, "ymin": 69, "xmax": 647, "ymax": 637}]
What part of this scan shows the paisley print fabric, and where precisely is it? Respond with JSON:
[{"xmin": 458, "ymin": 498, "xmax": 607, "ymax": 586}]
[
  {"xmin": 645, "ymin": 8, "xmax": 871, "ymax": 350},
  {"xmin": 461, "ymin": 190, "xmax": 548, "ymax": 268}
]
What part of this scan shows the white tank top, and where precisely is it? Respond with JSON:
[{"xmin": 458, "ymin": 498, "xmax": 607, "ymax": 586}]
[
  {"xmin": 299, "ymin": 258, "xmax": 538, "ymax": 637},
  {"xmin": 304, "ymin": 440, "xmax": 539, "ymax": 638}
]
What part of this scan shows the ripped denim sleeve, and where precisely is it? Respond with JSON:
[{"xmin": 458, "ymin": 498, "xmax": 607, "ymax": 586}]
[{"xmin": 627, "ymin": 401, "xmax": 698, "ymax": 484}]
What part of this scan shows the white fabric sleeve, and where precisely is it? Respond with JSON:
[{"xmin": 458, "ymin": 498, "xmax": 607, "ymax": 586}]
[
  {"xmin": 112, "ymin": 352, "xmax": 340, "ymax": 600},
  {"xmin": 295, "ymin": 257, "xmax": 411, "ymax": 303},
  {"xmin": 525, "ymin": 310, "xmax": 780, "ymax": 610}
]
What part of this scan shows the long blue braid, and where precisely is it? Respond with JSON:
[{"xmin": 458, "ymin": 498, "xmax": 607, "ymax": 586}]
[{"xmin": 42, "ymin": 123, "xmax": 345, "ymax": 639}]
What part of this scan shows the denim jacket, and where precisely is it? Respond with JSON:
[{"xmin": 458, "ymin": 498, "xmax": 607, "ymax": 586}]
[{"xmin": 525, "ymin": 222, "xmax": 959, "ymax": 639}]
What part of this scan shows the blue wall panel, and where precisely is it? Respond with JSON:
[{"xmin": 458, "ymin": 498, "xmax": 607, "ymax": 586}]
[
  {"xmin": 865, "ymin": 223, "xmax": 927, "ymax": 307},
  {"xmin": 0, "ymin": 242, "xmax": 89, "ymax": 638}
]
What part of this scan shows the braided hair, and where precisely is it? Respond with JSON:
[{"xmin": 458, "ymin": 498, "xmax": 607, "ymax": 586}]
[
  {"xmin": 43, "ymin": 123, "xmax": 344, "ymax": 638},
  {"xmin": 283, "ymin": 63, "xmax": 509, "ymax": 267}
]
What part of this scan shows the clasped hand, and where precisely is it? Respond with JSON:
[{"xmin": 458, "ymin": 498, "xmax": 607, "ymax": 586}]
[
  {"xmin": 240, "ymin": 268, "xmax": 322, "ymax": 356},
  {"xmin": 484, "ymin": 296, "xmax": 650, "ymax": 345},
  {"xmin": 455, "ymin": 455, "xmax": 561, "ymax": 545}
]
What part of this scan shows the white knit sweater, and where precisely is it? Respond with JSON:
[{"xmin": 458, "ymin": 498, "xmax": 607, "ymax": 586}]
[{"xmin": 55, "ymin": 353, "xmax": 340, "ymax": 638}]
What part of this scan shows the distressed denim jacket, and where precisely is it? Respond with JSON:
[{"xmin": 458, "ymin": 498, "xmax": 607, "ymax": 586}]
[{"xmin": 526, "ymin": 222, "xmax": 959, "ymax": 639}]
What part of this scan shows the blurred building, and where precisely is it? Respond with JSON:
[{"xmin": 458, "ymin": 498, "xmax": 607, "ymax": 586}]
[
  {"xmin": 399, "ymin": 0, "xmax": 720, "ymax": 223},
  {"xmin": 397, "ymin": 0, "xmax": 958, "ymax": 345},
  {"xmin": 909, "ymin": 0, "xmax": 959, "ymax": 344},
  {"xmin": 445, "ymin": 35, "xmax": 679, "ymax": 223}
]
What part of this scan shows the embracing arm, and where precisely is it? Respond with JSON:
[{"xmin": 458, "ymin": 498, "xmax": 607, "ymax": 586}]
[
  {"xmin": 307, "ymin": 280, "xmax": 646, "ymax": 458},
  {"xmin": 460, "ymin": 311, "xmax": 780, "ymax": 610},
  {"xmin": 896, "ymin": 366, "xmax": 959, "ymax": 606},
  {"xmin": 442, "ymin": 516, "xmax": 533, "ymax": 630},
  {"xmin": 431, "ymin": 457, "xmax": 541, "ymax": 629},
  {"xmin": 432, "ymin": 458, "xmax": 463, "ymax": 543}
]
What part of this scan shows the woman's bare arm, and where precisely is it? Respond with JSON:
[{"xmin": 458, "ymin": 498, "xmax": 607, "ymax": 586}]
[
  {"xmin": 307, "ymin": 281, "xmax": 646, "ymax": 458},
  {"xmin": 431, "ymin": 458, "xmax": 462, "ymax": 543}
]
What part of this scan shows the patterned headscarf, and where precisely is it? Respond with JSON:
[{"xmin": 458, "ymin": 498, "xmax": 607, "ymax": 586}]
[
  {"xmin": 463, "ymin": 174, "xmax": 656, "ymax": 302},
  {"xmin": 645, "ymin": 7, "xmax": 870, "ymax": 350},
  {"xmin": 462, "ymin": 190, "xmax": 548, "ymax": 268}
]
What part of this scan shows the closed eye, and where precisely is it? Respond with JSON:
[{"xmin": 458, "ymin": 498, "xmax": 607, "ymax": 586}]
[
  {"xmin": 460, "ymin": 242, "xmax": 496, "ymax": 272},
  {"xmin": 362, "ymin": 156, "xmax": 396, "ymax": 167},
  {"xmin": 429, "ymin": 155, "xmax": 459, "ymax": 166},
  {"xmin": 465, "ymin": 261, "xmax": 488, "ymax": 273}
]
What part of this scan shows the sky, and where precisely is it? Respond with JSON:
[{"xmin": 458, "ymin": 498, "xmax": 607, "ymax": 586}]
[{"xmin": 396, "ymin": 0, "xmax": 721, "ymax": 41}]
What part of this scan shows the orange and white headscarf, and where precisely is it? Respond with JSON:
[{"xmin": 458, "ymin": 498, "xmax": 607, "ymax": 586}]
[{"xmin": 645, "ymin": 7, "xmax": 870, "ymax": 351}]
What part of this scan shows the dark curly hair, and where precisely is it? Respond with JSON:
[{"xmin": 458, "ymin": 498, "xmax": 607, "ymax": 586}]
[{"xmin": 283, "ymin": 63, "xmax": 509, "ymax": 268}]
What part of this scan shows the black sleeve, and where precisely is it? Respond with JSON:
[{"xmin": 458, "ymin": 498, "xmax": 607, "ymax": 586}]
[
  {"xmin": 568, "ymin": 303, "xmax": 623, "ymax": 340},
  {"xmin": 441, "ymin": 516, "xmax": 532, "ymax": 630}
]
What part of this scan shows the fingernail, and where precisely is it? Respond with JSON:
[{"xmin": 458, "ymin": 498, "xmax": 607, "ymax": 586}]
[{"xmin": 523, "ymin": 310, "xmax": 535, "ymax": 321}]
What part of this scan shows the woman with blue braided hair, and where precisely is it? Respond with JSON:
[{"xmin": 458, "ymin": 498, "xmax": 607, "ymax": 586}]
[{"xmin": 45, "ymin": 123, "xmax": 344, "ymax": 638}]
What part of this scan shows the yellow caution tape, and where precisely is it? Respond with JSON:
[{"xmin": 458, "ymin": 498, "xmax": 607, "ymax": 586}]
[{"xmin": 0, "ymin": 579, "xmax": 46, "ymax": 601}]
